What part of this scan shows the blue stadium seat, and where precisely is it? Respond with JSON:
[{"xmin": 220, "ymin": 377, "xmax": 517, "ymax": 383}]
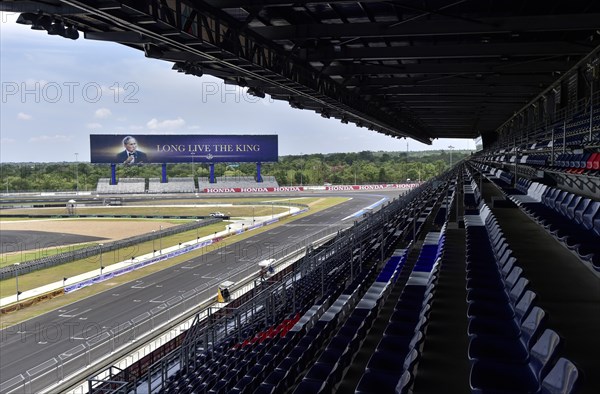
[
  {"xmin": 541, "ymin": 357, "xmax": 579, "ymax": 394},
  {"xmin": 470, "ymin": 329, "xmax": 561, "ymax": 393},
  {"xmin": 468, "ymin": 306, "xmax": 546, "ymax": 362}
]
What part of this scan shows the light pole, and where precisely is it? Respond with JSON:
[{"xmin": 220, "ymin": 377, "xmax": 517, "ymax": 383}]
[
  {"xmin": 299, "ymin": 156, "xmax": 304, "ymax": 186},
  {"xmin": 195, "ymin": 220, "xmax": 200, "ymax": 243},
  {"xmin": 448, "ymin": 145, "xmax": 455, "ymax": 168},
  {"xmin": 99, "ymin": 243, "xmax": 104, "ymax": 275},
  {"xmin": 159, "ymin": 225, "xmax": 163, "ymax": 254},
  {"xmin": 74, "ymin": 152, "xmax": 79, "ymax": 193},
  {"xmin": 191, "ymin": 153, "xmax": 195, "ymax": 178},
  {"xmin": 406, "ymin": 141, "xmax": 409, "ymax": 183},
  {"xmin": 14, "ymin": 263, "xmax": 21, "ymax": 301},
  {"xmin": 252, "ymin": 206, "xmax": 255, "ymax": 224},
  {"xmin": 152, "ymin": 230, "xmax": 156, "ymax": 256}
]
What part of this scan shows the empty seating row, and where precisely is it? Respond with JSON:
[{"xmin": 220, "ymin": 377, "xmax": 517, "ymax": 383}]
[
  {"xmin": 168, "ymin": 244, "xmax": 387, "ymax": 393},
  {"xmin": 519, "ymin": 188, "xmax": 600, "ymax": 270},
  {"xmin": 464, "ymin": 177, "xmax": 482, "ymax": 208},
  {"xmin": 473, "ymin": 166, "xmax": 600, "ymax": 272},
  {"xmin": 256, "ymin": 251, "xmax": 408, "ymax": 394},
  {"xmin": 581, "ymin": 130, "xmax": 600, "ymax": 146},
  {"xmin": 161, "ymin": 250, "xmax": 365, "ymax": 393},
  {"xmin": 292, "ymin": 249, "xmax": 411, "ymax": 393},
  {"xmin": 464, "ymin": 196, "xmax": 579, "ymax": 393},
  {"xmin": 434, "ymin": 184, "xmax": 456, "ymax": 227},
  {"xmin": 355, "ymin": 230, "xmax": 447, "ymax": 394},
  {"xmin": 148, "ymin": 177, "xmax": 196, "ymax": 193},
  {"xmin": 96, "ymin": 177, "xmax": 145, "ymax": 194},
  {"xmin": 526, "ymin": 154, "xmax": 549, "ymax": 166},
  {"xmin": 552, "ymin": 152, "xmax": 600, "ymax": 173},
  {"xmin": 475, "ymin": 166, "xmax": 516, "ymax": 189},
  {"xmin": 495, "ymin": 176, "xmax": 600, "ymax": 271}
]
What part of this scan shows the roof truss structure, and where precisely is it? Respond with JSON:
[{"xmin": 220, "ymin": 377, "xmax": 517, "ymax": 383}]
[{"xmin": 3, "ymin": 0, "xmax": 600, "ymax": 144}]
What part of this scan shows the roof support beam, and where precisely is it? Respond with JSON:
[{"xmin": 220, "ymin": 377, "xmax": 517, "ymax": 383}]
[
  {"xmin": 253, "ymin": 14, "xmax": 600, "ymax": 41},
  {"xmin": 322, "ymin": 61, "xmax": 577, "ymax": 76},
  {"xmin": 307, "ymin": 42, "xmax": 593, "ymax": 62},
  {"xmin": 357, "ymin": 85, "xmax": 542, "ymax": 95}
]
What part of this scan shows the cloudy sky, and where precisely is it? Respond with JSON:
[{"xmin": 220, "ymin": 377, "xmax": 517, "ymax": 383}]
[{"xmin": 0, "ymin": 12, "xmax": 476, "ymax": 163}]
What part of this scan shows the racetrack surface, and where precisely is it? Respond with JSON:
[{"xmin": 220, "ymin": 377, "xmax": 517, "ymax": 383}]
[
  {"xmin": 0, "ymin": 230, "xmax": 107, "ymax": 253},
  {"xmin": 0, "ymin": 192, "xmax": 395, "ymax": 393}
]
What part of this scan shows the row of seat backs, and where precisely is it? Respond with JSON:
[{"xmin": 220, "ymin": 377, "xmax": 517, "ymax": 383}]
[
  {"xmin": 356, "ymin": 229, "xmax": 447, "ymax": 393},
  {"xmin": 465, "ymin": 199, "xmax": 579, "ymax": 394},
  {"xmin": 478, "ymin": 150, "xmax": 600, "ymax": 170},
  {"xmin": 514, "ymin": 181, "xmax": 600, "ymax": 236},
  {"xmin": 554, "ymin": 152, "xmax": 600, "ymax": 169},
  {"xmin": 540, "ymin": 189, "xmax": 600, "ymax": 237}
]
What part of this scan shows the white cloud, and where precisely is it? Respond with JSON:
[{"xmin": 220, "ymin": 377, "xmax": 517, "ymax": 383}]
[
  {"xmin": 146, "ymin": 117, "xmax": 185, "ymax": 131},
  {"xmin": 101, "ymin": 84, "xmax": 125, "ymax": 96},
  {"xmin": 86, "ymin": 122, "xmax": 103, "ymax": 129},
  {"xmin": 94, "ymin": 108, "xmax": 112, "ymax": 119},
  {"xmin": 0, "ymin": 137, "xmax": 16, "ymax": 144},
  {"xmin": 28, "ymin": 134, "xmax": 71, "ymax": 143},
  {"xmin": 17, "ymin": 112, "xmax": 32, "ymax": 120},
  {"xmin": 23, "ymin": 78, "xmax": 49, "ymax": 89}
]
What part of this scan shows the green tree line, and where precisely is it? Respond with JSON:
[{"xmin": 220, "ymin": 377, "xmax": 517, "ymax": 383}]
[{"xmin": 0, "ymin": 150, "xmax": 471, "ymax": 192}]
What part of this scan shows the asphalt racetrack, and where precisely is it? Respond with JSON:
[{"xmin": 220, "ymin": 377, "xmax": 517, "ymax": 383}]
[
  {"xmin": 1, "ymin": 230, "xmax": 107, "ymax": 254},
  {"xmin": 0, "ymin": 192, "xmax": 396, "ymax": 393}
]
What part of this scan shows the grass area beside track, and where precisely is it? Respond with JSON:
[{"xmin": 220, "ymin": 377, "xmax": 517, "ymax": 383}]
[{"xmin": 0, "ymin": 197, "xmax": 349, "ymax": 327}]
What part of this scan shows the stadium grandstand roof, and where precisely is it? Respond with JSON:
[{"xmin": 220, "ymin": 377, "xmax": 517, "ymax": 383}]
[{"xmin": 3, "ymin": 0, "xmax": 600, "ymax": 144}]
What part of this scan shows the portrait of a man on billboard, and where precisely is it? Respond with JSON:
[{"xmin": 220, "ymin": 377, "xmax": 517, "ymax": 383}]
[{"xmin": 116, "ymin": 136, "xmax": 148, "ymax": 165}]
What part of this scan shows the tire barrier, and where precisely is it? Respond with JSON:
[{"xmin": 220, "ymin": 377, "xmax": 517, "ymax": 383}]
[{"xmin": 0, "ymin": 289, "xmax": 64, "ymax": 315}]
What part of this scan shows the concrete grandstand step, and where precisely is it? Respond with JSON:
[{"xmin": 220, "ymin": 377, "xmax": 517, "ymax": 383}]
[{"xmin": 410, "ymin": 228, "xmax": 469, "ymax": 394}]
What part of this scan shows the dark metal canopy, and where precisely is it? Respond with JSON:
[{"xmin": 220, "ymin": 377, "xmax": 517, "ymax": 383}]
[{"xmin": 3, "ymin": 0, "xmax": 600, "ymax": 144}]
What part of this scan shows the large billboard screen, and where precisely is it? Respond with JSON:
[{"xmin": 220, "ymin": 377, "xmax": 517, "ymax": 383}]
[{"xmin": 90, "ymin": 134, "xmax": 278, "ymax": 164}]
